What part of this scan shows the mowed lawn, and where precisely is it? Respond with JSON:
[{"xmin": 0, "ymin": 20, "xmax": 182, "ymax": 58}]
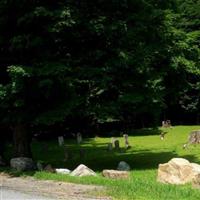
[{"xmin": 5, "ymin": 126, "xmax": 200, "ymax": 199}]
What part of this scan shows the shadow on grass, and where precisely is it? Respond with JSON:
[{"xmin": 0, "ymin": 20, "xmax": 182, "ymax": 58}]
[{"xmin": 27, "ymin": 140, "xmax": 200, "ymax": 172}]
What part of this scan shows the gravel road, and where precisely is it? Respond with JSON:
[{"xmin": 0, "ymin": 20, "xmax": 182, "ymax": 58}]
[
  {"xmin": 0, "ymin": 173, "xmax": 111, "ymax": 200},
  {"xmin": 0, "ymin": 187, "xmax": 55, "ymax": 200}
]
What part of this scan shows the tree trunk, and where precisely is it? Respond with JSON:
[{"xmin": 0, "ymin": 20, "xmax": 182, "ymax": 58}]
[{"xmin": 13, "ymin": 124, "xmax": 32, "ymax": 158}]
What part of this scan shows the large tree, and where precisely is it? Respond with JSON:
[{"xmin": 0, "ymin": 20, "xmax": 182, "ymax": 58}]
[{"xmin": 1, "ymin": 0, "xmax": 199, "ymax": 158}]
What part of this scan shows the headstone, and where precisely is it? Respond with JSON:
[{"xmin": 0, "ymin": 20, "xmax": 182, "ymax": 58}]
[
  {"xmin": 79, "ymin": 148, "xmax": 85, "ymax": 159},
  {"xmin": 183, "ymin": 130, "xmax": 200, "ymax": 148},
  {"xmin": 102, "ymin": 170, "xmax": 129, "ymax": 179},
  {"xmin": 77, "ymin": 132, "xmax": 82, "ymax": 144},
  {"xmin": 117, "ymin": 161, "xmax": 131, "ymax": 171},
  {"xmin": 71, "ymin": 164, "xmax": 96, "ymax": 177},
  {"xmin": 162, "ymin": 120, "xmax": 172, "ymax": 128},
  {"xmin": 123, "ymin": 134, "xmax": 129, "ymax": 148},
  {"xmin": 63, "ymin": 146, "xmax": 69, "ymax": 162},
  {"xmin": 107, "ymin": 143, "xmax": 113, "ymax": 151},
  {"xmin": 114, "ymin": 140, "xmax": 120, "ymax": 150},
  {"xmin": 111, "ymin": 137, "xmax": 115, "ymax": 147},
  {"xmin": 10, "ymin": 157, "xmax": 35, "ymax": 171},
  {"xmin": 58, "ymin": 136, "xmax": 64, "ymax": 146}
]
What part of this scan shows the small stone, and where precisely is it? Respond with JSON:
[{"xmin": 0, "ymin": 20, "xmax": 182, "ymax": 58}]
[
  {"xmin": 10, "ymin": 157, "xmax": 35, "ymax": 171},
  {"xmin": 71, "ymin": 164, "xmax": 96, "ymax": 177},
  {"xmin": 55, "ymin": 168, "xmax": 71, "ymax": 174},
  {"xmin": 102, "ymin": 170, "xmax": 129, "ymax": 179},
  {"xmin": 44, "ymin": 164, "xmax": 55, "ymax": 173},
  {"xmin": 117, "ymin": 161, "xmax": 131, "ymax": 171}
]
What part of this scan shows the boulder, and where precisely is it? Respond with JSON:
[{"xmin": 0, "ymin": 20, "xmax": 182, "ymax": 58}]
[
  {"xmin": 55, "ymin": 168, "xmax": 71, "ymax": 174},
  {"xmin": 102, "ymin": 170, "xmax": 129, "ymax": 179},
  {"xmin": 192, "ymin": 173, "xmax": 200, "ymax": 189},
  {"xmin": 157, "ymin": 158, "xmax": 200, "ymax": 185},
  {"xmin": 71, "ymin": 164, "xmax": 96, "ymax": 177},
  {"xmin": 10, "ymin": 157, "xmax": 35, "ymax": 171},
  {"xmin": 117, "ymin": 161, "xmax": 130, "ymax": 171}
]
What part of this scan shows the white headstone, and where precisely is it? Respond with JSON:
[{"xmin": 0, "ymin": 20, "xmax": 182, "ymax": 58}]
[
  {"xmin": 58, "ymin": 136, "xmax": 64, "ymax": 146},
  {"xmin": 107, "ymin": 143, "xmax": 113, "ymax": 151},
  {"xmin": 123, "ymin": 134, "xmax": 129, "ymax": 148},
  {"xmin": 77, "ymin": 133, "xmax": 82, "ymax": 144}
]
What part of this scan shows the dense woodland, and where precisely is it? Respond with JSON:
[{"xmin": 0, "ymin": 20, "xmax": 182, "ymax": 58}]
[{"xmin": 0, "ymin": 0, "xmax": 200, "ymax": 158}]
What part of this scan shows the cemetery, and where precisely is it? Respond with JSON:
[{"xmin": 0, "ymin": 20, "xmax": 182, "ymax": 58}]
[
  {"xmin": 0, "ymin": 0, "xmax": 200, "ymax": 199},
  {"xmin": 1, "ymin": 125, "xmax": 200, "ymax": 200}
]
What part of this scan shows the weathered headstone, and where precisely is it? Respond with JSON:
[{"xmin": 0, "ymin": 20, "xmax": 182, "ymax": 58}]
[
  {"xmin": 77, "ymin": 132, "xmax": 82, "ymax": 144},
  {"xmin": 123, "ymin": 134, "xmax": 129, "ymax": 148},
  {"xmin": 114, "ymin": 140, "xmax": 120, "ymax": 150},
  {"xmin": 162, "ymin": 120, "xmax": 172, "ymax": 128},
  {"xmin": 79, "ymin": 148, "xmax": 85, "ymax": 159},
  {"xmin": 63, "ymin": 146, "xmax": 69, "ymax": 162},
  {"xmin": 107, "ymin": 143, "xmax": 113, "ymax": 151},
  {"xmin": 111, "ymin": 137, "xmax": 115, "ymax": 147},
  {"xmin": 58, "ymin": 136, "xmax": 64, "ymax": 146},
  {"xmin": 183, "ymin": 130, "xmax": 200, "ymax": 148}
]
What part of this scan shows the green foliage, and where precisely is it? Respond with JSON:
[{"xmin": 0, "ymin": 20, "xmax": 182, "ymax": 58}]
[{"xmin": 0, "ymin": 0, "xmax": 199, "ymax": 130}]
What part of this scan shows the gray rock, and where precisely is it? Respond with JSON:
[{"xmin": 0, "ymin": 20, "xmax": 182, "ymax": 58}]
[
  {"xmin": 117, "ymin": 161, "xmax": 131, "ymax": 171},
  {"xmin": 71, "ymin": 164, "xmax": 96, "ymax": 177},
  {"xmin": 10, "ymin": 157, "xmax": 35, "ymax": 171},
  {"xmin": 55, "ymin": 168, "xmax": 71, "ymax": 174}
]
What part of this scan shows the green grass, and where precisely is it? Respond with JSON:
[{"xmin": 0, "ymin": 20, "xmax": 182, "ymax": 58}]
[{"xmin": 2, "ymin": 125, "xmax": 200, "ymax": 200}]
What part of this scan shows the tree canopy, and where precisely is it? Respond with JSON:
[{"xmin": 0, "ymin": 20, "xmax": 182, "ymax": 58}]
[{"xmin": 0, "ymin": 0, "xmax": 199, "ymax": 156}]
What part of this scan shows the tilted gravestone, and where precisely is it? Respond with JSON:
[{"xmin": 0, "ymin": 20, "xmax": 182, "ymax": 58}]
[
  {"xmin": 77, "ymin": 132, "xmax": 82, "ymax": 144},
  {"xmin": 107, "ymin": 143, "xmax": 113, "ymax": 151},
  {"xmin": 123, "ymin": 134, "xmax": 129, "ymax": 148},
  {"xmin": 58, "ymin": 136, "xmax": 64, "ymax": 146},
  {"xmin": 114, "ymin": 140, "xmax": 120, "ymax": 150}
]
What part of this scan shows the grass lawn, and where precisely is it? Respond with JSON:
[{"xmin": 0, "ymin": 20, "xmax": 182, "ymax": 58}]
[{"xmin": 2, "ymin": 125, "xmax": 200, "ymax": 200}]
